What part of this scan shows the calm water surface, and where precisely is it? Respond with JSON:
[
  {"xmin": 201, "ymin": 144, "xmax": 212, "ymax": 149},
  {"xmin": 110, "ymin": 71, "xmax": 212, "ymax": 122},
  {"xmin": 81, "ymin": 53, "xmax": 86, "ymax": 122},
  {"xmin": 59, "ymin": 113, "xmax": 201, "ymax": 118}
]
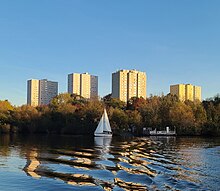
[{"xmin": 0, "ymin": 134, "xmax": 219, "ymax": 191}]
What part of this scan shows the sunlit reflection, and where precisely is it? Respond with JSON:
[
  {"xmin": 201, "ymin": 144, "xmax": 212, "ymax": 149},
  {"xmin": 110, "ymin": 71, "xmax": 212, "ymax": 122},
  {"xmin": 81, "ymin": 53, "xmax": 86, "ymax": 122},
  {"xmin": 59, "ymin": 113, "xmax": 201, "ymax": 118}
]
[
  {"xmin": 23, "ymin": 148, "xmax": 41, "ymax": 178},
  {"xmin": 18, "ymin": 136, "xmax": 219, "ymax": 190},
  {"xmin": 114, "ymin": 177, "xmax": 147, "ymax": 190}
]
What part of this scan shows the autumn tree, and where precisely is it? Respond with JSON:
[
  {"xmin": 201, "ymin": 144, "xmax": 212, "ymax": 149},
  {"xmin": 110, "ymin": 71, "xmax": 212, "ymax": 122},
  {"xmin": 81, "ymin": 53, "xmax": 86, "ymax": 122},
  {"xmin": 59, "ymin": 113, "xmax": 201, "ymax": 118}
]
[
  {"xmin": 139, "ymin": 96, "xmax": 162, "ymax": 128},
  {"xmin": 109, "ymin": 108, "xmax": 129, "ymax": 132},
  {"xmin": 170, "ymin": 102, "xmax": 195, "ymax": 135},
  {"xmin": 185, "ymin": 100, "xmax": 207, "ymax": 134},
  {"xmin": 0, "ymin": 100, "xmax": 14, "ymax": 124},
  {"xmin": 11, "ymin": 105, "xmax": 39, "ymax": 133},
  {"xmin": 202, "ymin": 95, "xmax": 220, "ymax": 136},
  {"xmin": 159, "ymin": 94, "xmax": 179, "ymax": 128},
  {"xmin": 104, "ymin": 97, "xmax": 126, "ymax": 110}
]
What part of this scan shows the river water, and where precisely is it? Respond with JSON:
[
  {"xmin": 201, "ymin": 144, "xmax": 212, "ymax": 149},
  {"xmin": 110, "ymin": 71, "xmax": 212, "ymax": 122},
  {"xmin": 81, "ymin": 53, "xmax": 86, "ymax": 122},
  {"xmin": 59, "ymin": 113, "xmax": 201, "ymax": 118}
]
[{"xmin": 0, "ymin": 134, "xmax": 219, "ymax": 191}]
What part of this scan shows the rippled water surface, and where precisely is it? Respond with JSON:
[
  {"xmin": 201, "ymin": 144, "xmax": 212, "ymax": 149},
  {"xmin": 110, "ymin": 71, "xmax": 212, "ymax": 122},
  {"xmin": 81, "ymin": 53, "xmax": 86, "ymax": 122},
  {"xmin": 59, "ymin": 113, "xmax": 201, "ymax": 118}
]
[{"xmin": 0, "ymin": 134, "xmax": 219, "ymax": 191}]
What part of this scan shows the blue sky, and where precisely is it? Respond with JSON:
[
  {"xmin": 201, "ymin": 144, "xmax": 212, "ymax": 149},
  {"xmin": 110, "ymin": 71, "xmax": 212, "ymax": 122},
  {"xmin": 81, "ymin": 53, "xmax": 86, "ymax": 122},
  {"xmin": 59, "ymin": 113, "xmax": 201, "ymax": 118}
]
[{"xmin": 0, "ymin": 0, "xmax": 220, "ymax": 106}]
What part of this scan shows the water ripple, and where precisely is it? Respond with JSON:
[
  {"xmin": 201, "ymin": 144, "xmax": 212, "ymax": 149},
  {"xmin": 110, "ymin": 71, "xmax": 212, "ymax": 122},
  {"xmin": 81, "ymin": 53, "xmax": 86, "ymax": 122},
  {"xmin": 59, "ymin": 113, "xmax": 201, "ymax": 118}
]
[{"xmin": 19, "ymin": 137, "xmax": 216, "ymax": 190}]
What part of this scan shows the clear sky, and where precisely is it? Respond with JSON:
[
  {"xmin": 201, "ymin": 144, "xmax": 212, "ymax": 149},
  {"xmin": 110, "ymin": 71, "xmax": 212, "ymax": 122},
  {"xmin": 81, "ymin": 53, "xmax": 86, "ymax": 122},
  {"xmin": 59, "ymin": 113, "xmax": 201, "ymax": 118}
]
[{"xmin": 0, "ymin": 0, "xmax": 220, "ymax": 106}]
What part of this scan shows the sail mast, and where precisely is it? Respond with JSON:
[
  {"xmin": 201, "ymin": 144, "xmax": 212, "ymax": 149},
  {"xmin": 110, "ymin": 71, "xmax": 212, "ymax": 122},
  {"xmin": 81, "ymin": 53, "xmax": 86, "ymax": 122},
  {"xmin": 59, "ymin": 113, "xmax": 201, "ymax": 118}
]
[{"xmin": 94, "ymin": 108, "xmax": 112, "ymax": 136}]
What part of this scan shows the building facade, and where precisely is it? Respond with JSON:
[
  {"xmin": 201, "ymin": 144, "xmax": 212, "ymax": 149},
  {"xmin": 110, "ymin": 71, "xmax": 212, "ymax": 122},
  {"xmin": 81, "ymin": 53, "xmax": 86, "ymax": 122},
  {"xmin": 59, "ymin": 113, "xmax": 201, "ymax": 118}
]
[
  {"xmin": 193, "ymin": 86, "xmax": 202, "ymax": 101},
  {"xmin": 170, "ymin": 84, "xmax": 202, "ymax": 102},
  {"xmin": 68, "ymin": 72, "xmax": 98, "ymax": 99},
  {"xmin": 68, "ymin": 73, "xmax": 81, "ymax": 96},
  {"xmin": 27, "ymin": 79, "xmax": 39, "ymax": 107},
  {"xmin": 27, "ymin": 79, "xmax": 58, "ymax": 106},
  {"xmin": 170, "ymin": 84, "xmax": 186, "ymax": 101},
  {"xmin": 39, "ymin": 79, "xmax": 58, "ymax": 105},
  {"xmin": 112, "ymin": 69, "xmax": 147, "ymax": 102}
]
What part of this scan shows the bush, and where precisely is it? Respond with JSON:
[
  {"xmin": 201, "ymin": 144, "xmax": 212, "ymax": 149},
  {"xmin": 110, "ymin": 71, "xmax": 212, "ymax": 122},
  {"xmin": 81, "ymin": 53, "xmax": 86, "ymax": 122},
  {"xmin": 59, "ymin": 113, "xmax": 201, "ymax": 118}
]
[{"xmin": 0, "ymin": 124, "xmax": 11, "ymax": 134}]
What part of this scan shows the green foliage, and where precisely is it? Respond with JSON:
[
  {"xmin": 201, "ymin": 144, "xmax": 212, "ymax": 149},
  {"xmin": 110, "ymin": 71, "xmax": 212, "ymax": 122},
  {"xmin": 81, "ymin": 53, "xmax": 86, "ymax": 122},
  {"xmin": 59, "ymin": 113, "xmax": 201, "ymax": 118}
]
[
  {"xmin": 1, "ymin": 93, "xmax": 220, "ymax": 136},
  {"xmin": 170, "ymin": 102, "xmax": 195, "ymax": 134},
  {"xmin": 126, "ymin": 110, "xmax": 142, "ymax": 134},
  {"xmin": 104, "ymin": 97, "xmax": 126, "ymax": 110},
  {"xmin": 159, "ymin": 94, "xmax": 179, "ymax": 127},
  {"xmin": 139, "ymin": 96, "xmax": 162, "ymax": 128},
  {"xmin": 202, "ymin": 95, "xmax": 220, "ymax": 136},
  {"xmin": 10, "ymin": 105, "xmax": 40, "ymax": 133},
  {"xmin": 110, "ymin": 108, "xmax": 129, "ymax": 131},
  {"xmin": 49, "ymin": 93, "xmax": 86, "ymax": 112}
]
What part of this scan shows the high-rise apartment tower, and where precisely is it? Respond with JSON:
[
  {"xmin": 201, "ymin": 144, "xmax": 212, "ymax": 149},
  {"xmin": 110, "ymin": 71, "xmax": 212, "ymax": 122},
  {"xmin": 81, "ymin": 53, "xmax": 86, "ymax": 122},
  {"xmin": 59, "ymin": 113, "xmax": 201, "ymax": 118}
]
[
  {"xmin": 27, "ymin": 79, "xmax": 58, "ymax": 106},
  {"xmin": 27, "ymin": 79, "xmax": 39, "ymax": 107},
  {"xmin": 68, "ymin": 72, "xmax": 98, "ymax": 99},
  {"xmin": 170, "ymin": 84, "xmax": 202, "ymax": 102},
  {"xmin": 112, "ymin": 69, "xmax": 147, "ymax": 102}
]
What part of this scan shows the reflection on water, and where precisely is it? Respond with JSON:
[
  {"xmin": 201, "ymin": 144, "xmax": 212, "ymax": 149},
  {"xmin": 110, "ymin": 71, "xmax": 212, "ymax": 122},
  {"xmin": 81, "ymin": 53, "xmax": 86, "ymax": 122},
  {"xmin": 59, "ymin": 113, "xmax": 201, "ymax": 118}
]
[
  {"xmin": 23, "ymin": 148, "xmax": 41, "ymax": 178},
  {"xmin": 0, "ymin": 134, "xmax": 220, "ymax": 191}
]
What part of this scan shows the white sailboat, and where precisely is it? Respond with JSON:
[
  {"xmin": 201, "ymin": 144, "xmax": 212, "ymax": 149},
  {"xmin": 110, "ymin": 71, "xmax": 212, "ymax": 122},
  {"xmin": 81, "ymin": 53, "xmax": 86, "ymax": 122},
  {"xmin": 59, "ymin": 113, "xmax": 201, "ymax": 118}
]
[{"xmin": 94, "ymin": 109, "xmax": 112, "ymax": 137}]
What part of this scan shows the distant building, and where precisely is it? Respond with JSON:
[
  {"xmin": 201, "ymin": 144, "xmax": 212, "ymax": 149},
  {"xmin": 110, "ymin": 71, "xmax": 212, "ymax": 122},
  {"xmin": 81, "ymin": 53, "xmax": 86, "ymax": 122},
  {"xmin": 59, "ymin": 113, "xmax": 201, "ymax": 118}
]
[
  {"xmin": 68, "ymin": 73, "xmax": 81, "ymax": 96},
  {"xmin": 39, "ymin": 79, "xmax": 58, "ymax": 105},
  {"xmin": 170, "ymin": 84, "xmax": 202, "ymax": 102},
  {"xmin": 112, "ymin": 69, "xmax": 147, "ymax": 102},
  {"xmin": 193, "ymin": 86, "xmax": 202, "ymax": 101},
  {"xmin": 185, "ymin": 84, "xmax": 194, "ymax": 101},
  {"xmin": 27, "ymin": 79, "xmax": 58, "ymax": 106},
  {"xmin": 68, "ymin": 72, "xmax": 98, "ymax": 99},
  {"xmin": 27, "ymin": 79, "xmax": 40, "ymax": 107}
]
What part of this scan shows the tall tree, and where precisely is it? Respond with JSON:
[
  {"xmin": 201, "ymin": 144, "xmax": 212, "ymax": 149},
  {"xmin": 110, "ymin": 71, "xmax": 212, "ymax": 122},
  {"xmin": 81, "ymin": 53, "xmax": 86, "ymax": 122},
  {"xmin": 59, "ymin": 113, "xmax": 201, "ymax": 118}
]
[{"xmin": 170, "ymin": 102, "xmax": 195, "ymax": 135}]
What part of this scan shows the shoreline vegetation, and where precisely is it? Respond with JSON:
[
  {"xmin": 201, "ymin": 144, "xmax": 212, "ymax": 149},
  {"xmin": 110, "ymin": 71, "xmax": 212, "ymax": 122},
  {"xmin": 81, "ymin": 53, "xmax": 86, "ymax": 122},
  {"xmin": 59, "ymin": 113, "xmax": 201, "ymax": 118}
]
[{"xmin": 0, "ymin": 93, "xmax": 220, "ymax": 137}]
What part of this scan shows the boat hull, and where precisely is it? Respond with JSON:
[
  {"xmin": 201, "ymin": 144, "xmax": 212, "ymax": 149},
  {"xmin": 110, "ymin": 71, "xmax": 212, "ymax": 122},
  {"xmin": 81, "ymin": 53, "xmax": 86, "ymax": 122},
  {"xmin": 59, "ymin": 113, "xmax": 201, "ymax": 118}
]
[
  {"xmin": 149, "ymin": 128, "xmax": 176, "ymax": 136},
  {"xmin": 94, "ymin": 133, "xmax": 112, "ymax": 137}
]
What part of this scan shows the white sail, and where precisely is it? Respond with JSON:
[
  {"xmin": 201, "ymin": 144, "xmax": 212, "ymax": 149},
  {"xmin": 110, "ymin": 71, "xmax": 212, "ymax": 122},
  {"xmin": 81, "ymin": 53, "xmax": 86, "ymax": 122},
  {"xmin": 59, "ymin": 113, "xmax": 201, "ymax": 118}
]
[
  {"xmin": 103, "ymin": 109, "xmax": 112, "ymax": 133},
  {"xmin": 94, "ymin": 113, "xmax": 104, "ymax": 134},
  {"xmin": 94, "ymin": 109, "xmax": 112, "ymax": 137}
]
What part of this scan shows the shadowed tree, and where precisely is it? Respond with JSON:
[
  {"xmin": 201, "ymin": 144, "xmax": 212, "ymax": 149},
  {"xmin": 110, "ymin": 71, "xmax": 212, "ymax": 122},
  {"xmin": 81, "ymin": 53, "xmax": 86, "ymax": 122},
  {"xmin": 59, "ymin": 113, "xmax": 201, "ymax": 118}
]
[
  {"xmin": 11, "ymin": 105, "xmax": 39, "ymax": 133},
  {"xmin": 159, "ymin": 94, "xmax": 179, "ymax": 128},
  {"xmin": 104, "ymin": 97, "xmax": 126, "ymax": 110},
  {"xmin": 126, "ymin": 110, "xmax": 142, "ymax": 134},
  {"xmin": 139, "ymin": 96, "xmax": 162, "ymax": 128},
  {"xmin": 202, "ymin": 95, "xmax": 220, "ymax": 136},
  {"xmin": 185, "ymin": 100, "xmax": 207, "ymax": 134},
  {"xmin": 109, "ymin": 108, "xmax": 129, "ymax": 133}
]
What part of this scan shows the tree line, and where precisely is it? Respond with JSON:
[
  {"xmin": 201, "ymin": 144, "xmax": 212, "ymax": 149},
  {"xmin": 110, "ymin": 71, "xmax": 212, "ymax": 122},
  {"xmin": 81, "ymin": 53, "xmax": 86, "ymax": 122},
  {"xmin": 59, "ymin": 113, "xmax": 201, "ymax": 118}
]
[{"xmin": 0, "ymin": 93, "xmax": 220, "ymax": 136}]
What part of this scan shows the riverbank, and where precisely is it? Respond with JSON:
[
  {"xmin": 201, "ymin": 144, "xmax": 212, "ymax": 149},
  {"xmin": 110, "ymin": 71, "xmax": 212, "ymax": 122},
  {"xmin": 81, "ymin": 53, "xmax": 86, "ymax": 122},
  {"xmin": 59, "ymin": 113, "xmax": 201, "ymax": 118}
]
[
  {"xmin": 0, "ymin": 93, "xmax": 220, "ymax": 137},
  {"xmin": 1, "ymin": 124, "xmax": 219, "ymax": 137}
]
